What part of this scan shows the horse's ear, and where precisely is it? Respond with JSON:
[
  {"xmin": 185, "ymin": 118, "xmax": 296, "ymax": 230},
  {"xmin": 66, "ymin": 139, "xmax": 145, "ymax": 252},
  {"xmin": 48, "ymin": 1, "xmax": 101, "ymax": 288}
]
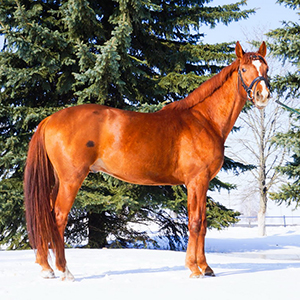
[
  {"xmin": 258, "ymin": 41, "xmax": 267, "ymax": 57},
  {"xmin": 235, "ymin": 41, "xmax": 245, "ymax": 59}
]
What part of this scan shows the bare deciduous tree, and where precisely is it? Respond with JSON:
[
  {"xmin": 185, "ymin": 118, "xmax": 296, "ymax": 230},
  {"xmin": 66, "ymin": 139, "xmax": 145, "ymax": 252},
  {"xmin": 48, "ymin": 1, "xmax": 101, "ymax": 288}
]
[{"xmin": 233, "ymin": 102, "xmax": 288, "ymax": 235}]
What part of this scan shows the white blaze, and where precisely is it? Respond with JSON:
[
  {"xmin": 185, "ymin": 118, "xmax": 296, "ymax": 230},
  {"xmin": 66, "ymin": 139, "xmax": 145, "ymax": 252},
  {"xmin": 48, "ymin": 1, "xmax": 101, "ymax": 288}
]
[
  {"xmin": 252, "ymin": 60, "xmax": 262, "ymax": 76},
  {"xmin": 252, "ymin": 60, "xmax": 269, "ymax": 101}
]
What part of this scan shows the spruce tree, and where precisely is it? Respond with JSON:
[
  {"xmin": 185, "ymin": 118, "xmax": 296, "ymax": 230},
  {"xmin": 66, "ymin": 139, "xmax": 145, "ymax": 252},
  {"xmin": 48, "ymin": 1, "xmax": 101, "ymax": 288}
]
[
  {"xmin": 0, "ymin": 0, "xmax": 253, "ymax": 249},
  {"xmin": 267, "ymin": 0, "xmax": 300, "ymax": 209}
]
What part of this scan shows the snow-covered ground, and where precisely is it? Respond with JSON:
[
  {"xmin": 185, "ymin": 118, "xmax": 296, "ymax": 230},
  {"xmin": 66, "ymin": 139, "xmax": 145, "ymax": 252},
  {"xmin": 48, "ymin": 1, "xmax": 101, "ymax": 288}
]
[{"xmin": 1, "ymin": 226, "xmax": 299, "ymax": 300}]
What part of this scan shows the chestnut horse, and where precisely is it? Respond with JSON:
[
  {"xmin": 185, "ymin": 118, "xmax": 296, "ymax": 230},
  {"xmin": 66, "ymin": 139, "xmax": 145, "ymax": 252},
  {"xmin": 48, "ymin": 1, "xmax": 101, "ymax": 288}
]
[{"xmin": 24, "ymin": 42, "xmax": 270, "ymax": 280}]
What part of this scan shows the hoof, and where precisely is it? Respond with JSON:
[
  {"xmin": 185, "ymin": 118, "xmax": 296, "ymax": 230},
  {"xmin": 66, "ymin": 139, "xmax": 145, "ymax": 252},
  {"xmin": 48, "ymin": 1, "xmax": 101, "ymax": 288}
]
[
  {"xmin": 189, "ymin": 271, "xmax": 204, "ymax": 279},
  {"xmin": 205, "ymin": 271, "xmax": 215, "ymax": 277},
  {"xmin": 60, "ymin": 267, "xmax": 75, "ymax": 282},
  {"xmin": 60, "ymin": 273, "xmax": 75, "ymax": 281},
  {"xmin": 41, "ymin": 269, "xmax": 55, "ymax": 279},
  {"xmin": 204, "ymin": 266, "xmax": 215, "ymax": 277}
]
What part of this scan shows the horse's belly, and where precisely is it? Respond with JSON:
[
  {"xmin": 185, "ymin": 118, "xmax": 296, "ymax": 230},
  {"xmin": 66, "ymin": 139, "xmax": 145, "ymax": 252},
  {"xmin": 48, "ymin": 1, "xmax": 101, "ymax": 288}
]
[{"xmin": 90, "ymin": 157, "xmax": 182, "ymax": 186}]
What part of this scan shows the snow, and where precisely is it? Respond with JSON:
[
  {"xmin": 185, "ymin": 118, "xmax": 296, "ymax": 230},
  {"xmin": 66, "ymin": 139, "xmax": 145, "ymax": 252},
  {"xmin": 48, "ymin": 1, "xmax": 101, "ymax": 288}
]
[{"xmin": 1, "ymin": 226, "xmax": 299, "ymax": 300}]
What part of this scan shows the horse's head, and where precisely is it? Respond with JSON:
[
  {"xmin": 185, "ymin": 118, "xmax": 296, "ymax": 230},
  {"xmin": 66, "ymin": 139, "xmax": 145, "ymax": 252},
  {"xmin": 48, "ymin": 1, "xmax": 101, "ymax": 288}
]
[{"xmin": 235, "ymin": 41, "xmax": 270, "ymax": 109}]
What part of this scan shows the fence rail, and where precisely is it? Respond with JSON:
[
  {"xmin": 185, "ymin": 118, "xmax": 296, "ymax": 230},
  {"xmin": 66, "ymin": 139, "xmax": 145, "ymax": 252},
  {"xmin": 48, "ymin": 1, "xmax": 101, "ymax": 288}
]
[{"xmin": 237, "ymin": 216, "xmax": 300, "ymax": 227}]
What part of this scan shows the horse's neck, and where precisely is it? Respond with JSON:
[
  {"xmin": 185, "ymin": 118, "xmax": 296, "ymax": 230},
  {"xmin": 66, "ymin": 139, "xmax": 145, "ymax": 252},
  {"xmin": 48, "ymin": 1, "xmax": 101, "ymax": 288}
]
[{"xmin": 191, "ymin": 70, "xmax": 246, "ymax": 140}]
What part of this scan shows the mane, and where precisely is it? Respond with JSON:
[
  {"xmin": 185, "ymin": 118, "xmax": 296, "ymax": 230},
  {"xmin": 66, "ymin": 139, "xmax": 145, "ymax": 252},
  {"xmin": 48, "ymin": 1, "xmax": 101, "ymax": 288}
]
[{"xmin": 162, "ymin": 59, "xmax": 241, "ymax": 111}]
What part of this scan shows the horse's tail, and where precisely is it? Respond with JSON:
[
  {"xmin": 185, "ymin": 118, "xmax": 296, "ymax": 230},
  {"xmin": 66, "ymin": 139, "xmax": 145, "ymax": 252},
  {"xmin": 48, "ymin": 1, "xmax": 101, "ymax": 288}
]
[{"xmin": 24, "ymin": 117, "xmax": 62, "ymax": 259}]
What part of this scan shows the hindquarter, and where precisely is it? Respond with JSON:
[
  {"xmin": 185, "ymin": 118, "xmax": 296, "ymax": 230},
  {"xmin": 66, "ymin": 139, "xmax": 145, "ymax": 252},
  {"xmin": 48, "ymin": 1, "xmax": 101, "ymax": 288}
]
[{"xmin": 44, "ymin": 105, "xmax": 104, "ymax": 182}]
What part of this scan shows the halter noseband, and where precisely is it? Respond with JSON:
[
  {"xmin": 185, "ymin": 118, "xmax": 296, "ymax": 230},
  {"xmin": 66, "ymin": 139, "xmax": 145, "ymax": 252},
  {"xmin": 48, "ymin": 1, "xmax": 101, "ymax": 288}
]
[{"xmin": 238, "ymin": 56, "xmax": 270, "ymax": 103}]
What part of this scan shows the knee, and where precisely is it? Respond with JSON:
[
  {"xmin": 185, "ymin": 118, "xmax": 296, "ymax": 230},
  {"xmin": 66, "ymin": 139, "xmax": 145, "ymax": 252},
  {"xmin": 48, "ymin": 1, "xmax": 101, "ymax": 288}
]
[
  {"xmin": 189, "ymin": 217, "xmax": 207, "ymax": 235},
  {"xmin": 189, "ymin": 220, "xmax": 201, "ymax": 234}
]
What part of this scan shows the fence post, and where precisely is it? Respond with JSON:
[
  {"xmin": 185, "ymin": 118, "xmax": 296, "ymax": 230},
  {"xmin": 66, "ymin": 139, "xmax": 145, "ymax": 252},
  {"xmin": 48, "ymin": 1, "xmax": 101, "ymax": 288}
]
[{"xmin": 283, "ymin": 215, "xmax": 286, "ymax": 227}]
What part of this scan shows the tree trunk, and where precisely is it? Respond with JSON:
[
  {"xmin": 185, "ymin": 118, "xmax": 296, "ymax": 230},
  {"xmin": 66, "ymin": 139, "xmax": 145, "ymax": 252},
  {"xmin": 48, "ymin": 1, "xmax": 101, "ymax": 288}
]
[
  {"xmin": 258, "ymin": 192, "xmax": 267, "ymax": 236},
  {"xmin": 258, "ymin": 109, "xmax": 267, "ymax": 236},
  {"xmin": 88, "ymin": 212, "xmax": 108, "ymax": 248}
]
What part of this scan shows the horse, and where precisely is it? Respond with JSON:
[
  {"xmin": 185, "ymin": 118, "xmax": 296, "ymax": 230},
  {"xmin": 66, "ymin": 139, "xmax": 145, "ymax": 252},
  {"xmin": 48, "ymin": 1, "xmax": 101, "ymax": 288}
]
[{"xmin": 24, "ymin": 41, "xmax": 270, "ymax": 281}]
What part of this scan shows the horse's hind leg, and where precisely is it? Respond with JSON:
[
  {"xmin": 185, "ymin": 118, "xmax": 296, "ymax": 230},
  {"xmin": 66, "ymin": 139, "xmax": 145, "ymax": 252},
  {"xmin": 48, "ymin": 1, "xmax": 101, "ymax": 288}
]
[
  {"xmin": 36, "ymin": 249, "xmax": 55, "ymax": 278},
  {"xmin": 53, "ymin": 175, "xmax": 88, "ymax": 281}
]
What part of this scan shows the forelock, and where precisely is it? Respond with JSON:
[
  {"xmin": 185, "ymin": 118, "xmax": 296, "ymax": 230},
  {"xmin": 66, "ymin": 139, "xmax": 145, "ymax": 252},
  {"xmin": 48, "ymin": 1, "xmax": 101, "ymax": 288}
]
[{"xmin": 242, "ymin": 52, "xmax": 267, "ymax": 66}]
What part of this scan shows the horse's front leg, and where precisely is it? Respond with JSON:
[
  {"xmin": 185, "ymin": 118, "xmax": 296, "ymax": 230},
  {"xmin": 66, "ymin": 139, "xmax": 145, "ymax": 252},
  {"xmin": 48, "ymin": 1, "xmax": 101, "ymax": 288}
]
[
  {"xmin": 185, "ymin": 177, "xmax": 214, "ymax": 278},
  {"xmin": 196, "ymin": 213, "xmax": 215, "ymax": 277}
]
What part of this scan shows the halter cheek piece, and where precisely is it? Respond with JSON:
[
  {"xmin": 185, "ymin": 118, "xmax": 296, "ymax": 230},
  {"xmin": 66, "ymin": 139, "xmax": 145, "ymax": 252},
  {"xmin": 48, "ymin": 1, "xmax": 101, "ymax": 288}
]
[{"xmin": 238, "ymin": 55, "xmax": 270, "ymax": 103}]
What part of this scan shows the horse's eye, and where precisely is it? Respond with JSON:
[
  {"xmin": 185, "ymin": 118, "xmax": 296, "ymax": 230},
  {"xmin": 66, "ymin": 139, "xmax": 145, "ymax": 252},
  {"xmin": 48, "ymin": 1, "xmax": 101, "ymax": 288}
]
[{"xmin": 242, "ymin": 68, "xmax": 247, "ymax": 72}]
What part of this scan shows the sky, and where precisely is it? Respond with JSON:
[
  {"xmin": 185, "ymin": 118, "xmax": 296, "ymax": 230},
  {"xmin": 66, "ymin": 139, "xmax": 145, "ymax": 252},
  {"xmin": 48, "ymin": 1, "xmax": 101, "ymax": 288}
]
[{"xmin": 203, "ymin": 0, "xmax": 299, "ymax": 45}]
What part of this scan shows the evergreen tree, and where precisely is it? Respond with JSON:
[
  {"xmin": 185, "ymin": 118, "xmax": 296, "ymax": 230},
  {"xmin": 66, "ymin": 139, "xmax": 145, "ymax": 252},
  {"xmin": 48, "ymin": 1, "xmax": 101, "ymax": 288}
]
[
  {"xmin": 0, "ymin": 0, "xmax": 253, "ymax": 249},
  {"xmin": 267, "ymin": 0, "xmax": 300, "ymax": 209}
]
